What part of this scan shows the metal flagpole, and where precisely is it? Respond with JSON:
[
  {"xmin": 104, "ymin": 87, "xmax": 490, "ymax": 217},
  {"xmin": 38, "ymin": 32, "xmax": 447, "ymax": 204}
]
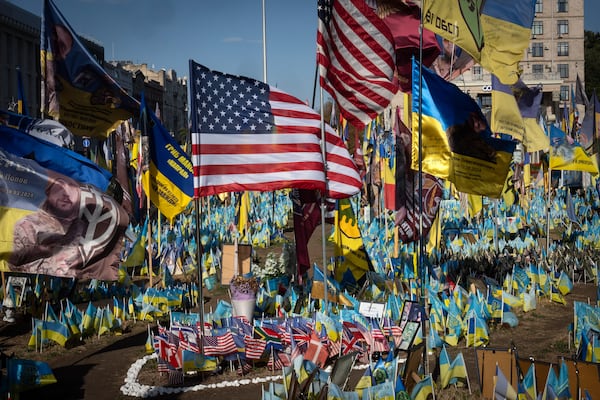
[
  {"xmin": 194, "ymin": 198, "xmax": 205, "ymax": 350},
  {"xmin": 546, "ymin": 164, "xmax": 552, "ymax": 258},
  {"xmin": 319, "ymin": 88, "xmax": 328, "ymax": 311},
  {"xmin": 417, "ymin": 4, "xmax": 428, "ymax": 376},
  {"xmin": 546, "ymin": 119, "xmax": 552, "ymax": 260},
  {"xmin": 140, "ymin": 99, "xmax": 153, "ymax": 288},
  {"xmin": 262, "ymin": 0, "xmax": 268, "ymax": 82},
  {"xmin": 262, "ymin": 0, "xmax": 274, "ymax": 248}
]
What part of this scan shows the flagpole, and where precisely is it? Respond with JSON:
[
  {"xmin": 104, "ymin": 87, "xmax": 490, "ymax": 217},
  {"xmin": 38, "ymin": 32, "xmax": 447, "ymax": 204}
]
[
  {"xmin": 262, "ymin": 0, "xmax": 273, "ymax": 249},
  {"xmin": 546, "ymin": 163, "xmax": 551, "ymax": 259},
  {"xmin": 262, "ymin": 0, "xmax": 268, "ymax": 82},
  {"xmin": 140, "ymin": 101, "xmax": 154, "ymax": 289},
  {"xmin": 319, "ymin": 88, "xmax": 329, "ymax": 311},
  {"xmin": 194, "ymin": 197, "xmax": 205, "ymax": 350},
  {"xmin": 417, "ymin": 4, "xmax": 429, "ymax": 376}
]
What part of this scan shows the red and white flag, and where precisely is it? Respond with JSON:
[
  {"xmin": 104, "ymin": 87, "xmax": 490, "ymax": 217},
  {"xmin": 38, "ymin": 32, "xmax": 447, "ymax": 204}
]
[
  {"xmin": 189, "ymin": 61, "xmax": 361, "ymax": 199},
  {"xmin": 317, "ymin": 0, "xmax": 398, "ymax": 128}
]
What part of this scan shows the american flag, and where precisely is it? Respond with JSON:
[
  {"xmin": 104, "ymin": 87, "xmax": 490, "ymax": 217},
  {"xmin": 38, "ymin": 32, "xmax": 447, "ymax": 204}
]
[
  {"xmin": 266, "ymin": 350, "xmax": 285, "ymax": 371},
  {"xmin": 202, "ymin": 332, "xmax": 237, "ymax": 356},
  {"xmin": 167, "ymin": 369, "xmax": 184, "ymax": 386},
  {"xmin": 236, "ymin": 360, "xmax": 253, "ymax": 376},
  {"xmin": 179, "ymin": 338, "xmax": 200, "ymax": 354},
  {"xmin": 244, "ymin": 335, "xmax": 267, "ymax": 360},
  {"xmin": 328, "ymin": 338, "xmax": 342, "ymax": 358},
  {"xmin": 157, "ymin": 357, "xmax": 170, "ymax": 373},
  {"xmin": 189, "ymin": 61, "xmax": 361, "ymax": 199},
  {"xmin": 316, "ymin": 0, "xmax": 398, "ymax": 129}
]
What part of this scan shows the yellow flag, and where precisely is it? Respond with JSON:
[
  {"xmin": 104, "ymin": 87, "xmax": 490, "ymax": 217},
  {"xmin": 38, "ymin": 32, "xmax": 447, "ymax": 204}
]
[{"xmin": 330, "ymin": 198, "xmax": 369, "ymax": 282}]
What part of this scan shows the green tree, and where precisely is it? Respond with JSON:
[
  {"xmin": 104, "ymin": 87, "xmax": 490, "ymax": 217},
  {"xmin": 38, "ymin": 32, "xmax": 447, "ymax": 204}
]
[{"xmin": 584, "ymin": 31, "xmax": 600, "ymax": 97}]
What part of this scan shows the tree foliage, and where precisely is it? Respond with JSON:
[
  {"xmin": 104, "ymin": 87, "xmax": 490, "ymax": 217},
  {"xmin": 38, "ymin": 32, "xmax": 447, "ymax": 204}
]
[{"xmin": 584, "ymin": 31, "xmax": 600, "ymax": 97}]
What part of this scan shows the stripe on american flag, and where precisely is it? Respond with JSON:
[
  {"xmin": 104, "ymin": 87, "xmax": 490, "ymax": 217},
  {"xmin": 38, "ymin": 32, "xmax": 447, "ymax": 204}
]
[
  {"xmin": 189, "ymin": 61, "xmax": 361, "ymax": 199},
  {"xmin": 244, "ymin": 335, "xmax": 267, "ymax": 359},
  {"xmin": 316, "ymin": 0, "xmax": 398, "ymax": 129}
]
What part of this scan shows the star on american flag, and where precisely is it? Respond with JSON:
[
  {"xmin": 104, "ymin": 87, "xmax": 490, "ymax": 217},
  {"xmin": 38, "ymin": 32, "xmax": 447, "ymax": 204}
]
[{"xmin": 193, "ymin": 67, "xmax": 274, "ymax": 134}]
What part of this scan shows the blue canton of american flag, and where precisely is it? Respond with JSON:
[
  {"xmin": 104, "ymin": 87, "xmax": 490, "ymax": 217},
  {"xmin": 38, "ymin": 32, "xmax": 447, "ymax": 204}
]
[
  {"xmin": 192, "ymin": 66, "xmax": 274, "ymax": 134},
  {"xmin": 189, "ymin": 60, "xmax": 361, "ymax": 199}
]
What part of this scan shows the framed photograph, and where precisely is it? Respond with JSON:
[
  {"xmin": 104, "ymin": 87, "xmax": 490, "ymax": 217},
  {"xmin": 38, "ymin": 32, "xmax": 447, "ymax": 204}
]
[
  {"xmin": 399, "ymin": 300, "xmax": 421, "ymax": 331},
  {"xmin": 398, "ymin": 321, "xmax": 420, "ymax": 351}
]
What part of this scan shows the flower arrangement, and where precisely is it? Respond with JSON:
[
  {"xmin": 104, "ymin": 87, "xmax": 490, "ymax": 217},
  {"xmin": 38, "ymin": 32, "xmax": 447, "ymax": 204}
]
[
  {"xmin": 251, "ymin": 246, "xmax": 293, "ymax": 282},
  {"xmin": 229, "ymin": 275, "xmax": 259, "ymax": 300}
]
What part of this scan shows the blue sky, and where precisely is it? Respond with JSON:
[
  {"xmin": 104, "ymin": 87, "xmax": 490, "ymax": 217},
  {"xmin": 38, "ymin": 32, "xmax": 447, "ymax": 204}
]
[
  {"xmin": 13, "ymin": 0, "xmax": 319, "ymax": 105},
  {"xmin": 11, "ymin": 0, "xmax": 600, "ymax": 107}
]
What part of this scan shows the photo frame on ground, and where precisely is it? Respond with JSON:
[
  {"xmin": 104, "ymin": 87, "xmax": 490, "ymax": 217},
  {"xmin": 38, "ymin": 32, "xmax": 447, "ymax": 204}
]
[
  {"xmin": 398, "ymin": 321, "xmax": 420, "ymax": 351},
  {"xmin": 399, "ymin": 300, "xmax": 426, "ymax": 332}
]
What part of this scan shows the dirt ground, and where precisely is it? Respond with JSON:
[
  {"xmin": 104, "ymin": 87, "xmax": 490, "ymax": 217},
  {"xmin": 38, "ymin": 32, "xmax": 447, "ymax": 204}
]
[{"xmin": 0, "ymin": 229, "xmax": 597, "ymax": 400}]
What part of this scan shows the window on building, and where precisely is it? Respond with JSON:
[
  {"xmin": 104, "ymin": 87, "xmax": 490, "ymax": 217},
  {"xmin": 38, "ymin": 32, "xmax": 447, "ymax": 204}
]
[
  {"xmin": 535, "ymin": 0, "xmax": 543, "ymax": 13},
  {"xmin": 557, "ymin": 0, "xmax": 568, "ymax": 12},
  {"xmin": 557, "ymin": 42, "xmax": 569, "ymax": 56},
  {"xmin": 557, "ymin": 64, "xmax": 569, "ymax": 78},
  {"xmin": 479, "ymin": 94, "xmax": 492, "ymax": 108},
  {"xmin": 472, "ymin": 66, "xmax": 483, "ymax": 79},
  {"xmin": 532, "ymin": 21, "xmax": 543, "ymax": 36},
  {"xmin": 532, "ymin": 64, "xmax": 544, "ymax": 74},
  {"xmin": 557, "ymin": 20, "xmax": 569, "ymax": 36},
  {"xmin": 531, "ymin": 43, "xmax": 544, "ymax": 57},
  {"xmin": 560, "ymin": 85, "xmax": 569, "ymax": 101}
]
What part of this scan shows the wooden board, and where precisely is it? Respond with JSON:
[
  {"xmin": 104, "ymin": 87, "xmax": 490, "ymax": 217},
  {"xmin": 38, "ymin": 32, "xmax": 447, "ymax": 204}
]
[
  {"xmin": 220, "ymin": 244, "xmax": 252, "ymax": 285},
  {"xmin": 475, "ymin": 347, "xmax": 518, "ymax": 400}
]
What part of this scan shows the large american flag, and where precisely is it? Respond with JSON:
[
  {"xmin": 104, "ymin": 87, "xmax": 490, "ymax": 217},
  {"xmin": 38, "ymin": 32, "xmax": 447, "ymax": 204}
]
[
  {"xmin": 189, "ymin": 60, "xmax": 361, "ymax": 199},
  {"xmin": 317, "ymin": 0, "xmax": 398, "ymax": 129}
]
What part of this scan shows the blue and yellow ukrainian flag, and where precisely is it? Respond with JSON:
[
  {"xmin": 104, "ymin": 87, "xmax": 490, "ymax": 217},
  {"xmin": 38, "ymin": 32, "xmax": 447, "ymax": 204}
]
[
  {"xmin": 491, "ymin": 75, "xmax": 525, "ymax": 141},
  {"xmin": 480, "ymin": 0, "xmax": 537, "ymax": 84},
  {"xmin": 549, "ymin": 125, "xmax": 599, "ymax": 175},
  {"xmin": 439, "ymin": 345, "xmax": 452, "ymax": 388},
  {"xmin": 423, "ymin": 0, "xmax": 536, "ymax": 84},
  {"xmin": 411, "ymin": 59, "xmax": 516, "ymax": 198},
  {"xmin": 140, "ymin": 94, "xmax": 194, "ymax": 222},
  {"xmin": 7, "ymin": 358, "xmax": 57, "ymax": 393}
]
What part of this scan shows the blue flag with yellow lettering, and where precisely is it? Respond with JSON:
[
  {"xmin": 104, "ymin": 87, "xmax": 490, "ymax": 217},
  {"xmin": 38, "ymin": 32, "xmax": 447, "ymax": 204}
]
[{"xmin": 140, "ymin": 93, "xmax": 193, "ymax": 222}]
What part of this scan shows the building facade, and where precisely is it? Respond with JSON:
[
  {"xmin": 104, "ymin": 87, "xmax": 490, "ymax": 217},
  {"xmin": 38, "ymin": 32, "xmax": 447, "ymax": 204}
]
[
  {"xmin": 458, "ymin": 0, "xmax": 585, "ymax": 123},
  {"xmin": 0, "ymin": 0, "xmax": 40, "ymax": 116},
  {"xmin": 0, "ymin": 1, "xmax": 188, "ymax": 136},
  {"xmin": 119, "ymin": 63, "xmax": 188, "ymax": 136}
]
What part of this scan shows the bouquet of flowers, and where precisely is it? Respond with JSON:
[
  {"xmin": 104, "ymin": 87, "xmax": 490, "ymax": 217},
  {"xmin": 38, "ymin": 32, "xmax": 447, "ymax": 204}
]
[
  {"xmin": 251, "ymin": 251, "xmax": 287, "ymax": 282},
  {"xmin": 229, "ymin": 275, "xmax": 259, "ymax": 300}
]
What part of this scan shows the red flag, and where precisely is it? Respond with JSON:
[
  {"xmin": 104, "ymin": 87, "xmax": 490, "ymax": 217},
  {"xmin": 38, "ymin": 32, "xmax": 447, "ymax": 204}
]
[
  {"xmin": 382, "ymin": 2, "xmax": 440, "ymax": 93},
  {"xmin": 189, "ymin": 61, "xmax": 361, "ymax": 199},
  {"xmin": 292, "ymin": 189, "xmax": 323, "ymax": 278},
  {"xmin": 317, "ymin": 0, "xmax": 398, "ymax": 129}
]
